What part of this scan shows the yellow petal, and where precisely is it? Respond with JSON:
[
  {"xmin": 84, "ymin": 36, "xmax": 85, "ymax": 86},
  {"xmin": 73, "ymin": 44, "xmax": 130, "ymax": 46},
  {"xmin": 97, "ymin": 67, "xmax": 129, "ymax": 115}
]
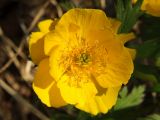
[
  {"xmin": 49, "ymin": 47, "xmax": 66, "ymax": 81},
  {"xmin": 134, "ymin": 0, "xmax": 160, "ymax": 17},
  {"xmin": 86, "ymin": 29, "xmax": 134, "ymax": 87},
  {"xmin": 29, "ymin": 19, "xmax": 57, "ymax": 64},
  {"xmin": 49, "ymin": 83, "xmax": 67, "ymax": 108},
  {"xmin": 57, "ymin": 75, "xmax": 97, "ymax": 105},
  {"xmin": 38, "ymin": 19, "xmax": 54, "ymax": 33},
  {"xmin": 29, "ymin": 32, "xmax": 46, "ymax": 64},
  {"xmin": 33, "ymin": 58, "xmax": 66, "ymax": 107},
  {"xmin": 58, "ymin": 8, "xmax": 111, "ymax": 31},
  {"xmin": 86, "ymin": 28, "xmax": 116, "ymax": 46},
  {"xmin": 145, "ymin": 2, "xmax": 160, "ymax": 16},
  {"xmin": 109, "ymin": 18, "xmax": 121, "ymax": 34},
  {"xmin": 96, "ymin": 47, "xmax": 134, "ymax": 87},
  {"xmin": 117, "ymin": 32, "xmax": 135, "ymax": 44},
  {"xmin": 44, "ymin": 29, "xmax": 66, "ymax": 55},
  {"xmin": 108, "ymin": 48, "xmax": 134, "ymax": 85},
  {"xmin": 116, "ymin": 31, "xmax": 136, "ymax": 60},
  {"xmin": 126, "ymin": 48, "xmax": 136, "ymax": 60},
  {"xmin": 86, "ymin": 28, "xmax": 123, "ymax": 64},
  {"xmin": 76, "ymin": 87, "xmax": 121, "ymax": 115},
  {"xmin": 44, "ymin": 8, "xmax": 112, "ymax": 55}
]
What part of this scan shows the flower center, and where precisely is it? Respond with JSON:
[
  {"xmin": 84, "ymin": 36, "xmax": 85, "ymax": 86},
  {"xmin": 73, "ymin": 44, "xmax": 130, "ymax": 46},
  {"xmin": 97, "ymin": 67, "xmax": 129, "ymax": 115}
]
[{"xmin": 78, "ymin": 53, "xmax": 90, "ymax": 65}]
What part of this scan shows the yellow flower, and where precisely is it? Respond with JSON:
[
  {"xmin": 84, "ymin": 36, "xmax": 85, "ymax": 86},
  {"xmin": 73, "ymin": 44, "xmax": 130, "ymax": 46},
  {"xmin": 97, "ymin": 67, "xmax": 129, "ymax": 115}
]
[
  {"xmin": 29, "ymin": 8, "xmax": 135, "ymax": 115},
  {"xmin": 134, "ymin": 0, "xmax": 160, "ymax": 17}
]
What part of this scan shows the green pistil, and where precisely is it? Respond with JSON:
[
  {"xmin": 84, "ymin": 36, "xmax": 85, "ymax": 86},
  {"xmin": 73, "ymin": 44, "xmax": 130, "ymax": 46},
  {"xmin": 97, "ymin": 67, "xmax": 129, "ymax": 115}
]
[{"xmin": 79, "ymin": 53, "xmax": 90, "ymax": 65}]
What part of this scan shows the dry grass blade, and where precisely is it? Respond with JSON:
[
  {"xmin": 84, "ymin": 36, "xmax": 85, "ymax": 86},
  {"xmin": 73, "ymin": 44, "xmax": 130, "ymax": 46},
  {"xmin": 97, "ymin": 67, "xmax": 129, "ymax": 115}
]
[
  {"xmin": 50, "ymin": 0, "xmax": 63, "ymax": 17},
  {"xmin": 27, "ymin": 0, "xmax": 50, "ymax": 32},
  {"xmin": 0, "ymin": 27, "xmax": 26, "ymax": 59},
  {"xmin": 0, "ymin": 39, "xmax": 25, "ymax": 74},
  {"xmin": 100, "ymin": 0, "xmax": 106, "ymax": 9},
  {"xmin": 5, "ymin": 45, "xmax": 21, "ymax": 70},
  {"xmin": 0, "ymin": 0, "xmax": 51, "ymax": 74},
  {"xmin": 0, "ymin": 79, "xmax": 50, "ymax": 120}
]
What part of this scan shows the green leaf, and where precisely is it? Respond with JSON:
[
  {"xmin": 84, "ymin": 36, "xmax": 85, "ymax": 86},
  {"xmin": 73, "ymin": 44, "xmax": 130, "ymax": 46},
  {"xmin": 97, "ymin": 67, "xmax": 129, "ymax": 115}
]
[
  {"xmin": 136, "ymin": 39, "xmax": 160, "ymax": 58},
  {"xmin": 152, "ymin": 84, "xmax": 160, "ymax": 93},
  {"xmin": 140, "ymin": 15, "xmax": 160, "ymax": 41},
  {"xmin": 116, "ymin": 0, "xmax": 125, "ymax": 21},
  {"xmin": 134, "ymin": 70, "xmax": 157, "ymax": 83},
  {"xmin": 116, "ymin": 0, "xmax": 143, "ymax": 33},
  {"xmin": 134, "ymin": 64, "xmax": 159, "ymax": 83},
  {"xmin": 155, "ymin": 52, "xmax": 160, "ymax": 68},
  {"xmin": 138, "ymin": 114, "xmax": 160, "ymax": 120},
  {"xmin": 114, "ymin": 86, "xmax": 145, "ymax": 110},
  {"xmin": 76, "ymin": 111, "xmax": 91, "ymax": 120},
  {"xmin": 60, "ymin": 0, "xmax": 75, "ymax": 11}
]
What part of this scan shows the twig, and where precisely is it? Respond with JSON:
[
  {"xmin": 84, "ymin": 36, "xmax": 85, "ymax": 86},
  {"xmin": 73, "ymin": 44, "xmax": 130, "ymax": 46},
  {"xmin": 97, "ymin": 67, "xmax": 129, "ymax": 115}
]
[
  {"xmin": 0, "ymin": 0, "xmax": 51, "ymax": 74},
  {"xmin": 5, "ymin": 45, "xmax": 21, "ymax": 70},
  {"xmin": 0, "ymin": 39, "xmax": 25, "ymax": 74},
  {"xmin": 50, "ymin": 0, "xmax": 63, "ymax": 17},
  {"xmin": 0, "ymin": 27, "xmax": 26, "ymax": 59},
  {"xmin": 100, "ymin": 0, "xmax": 106, "ymax": 9},
  {"xmin": 27, "ymin": 1, "xmax": 50, "ymax": 33},
  {"xmin": 0, "ymin": 79, "xmax": 50, "ymax": 120}
]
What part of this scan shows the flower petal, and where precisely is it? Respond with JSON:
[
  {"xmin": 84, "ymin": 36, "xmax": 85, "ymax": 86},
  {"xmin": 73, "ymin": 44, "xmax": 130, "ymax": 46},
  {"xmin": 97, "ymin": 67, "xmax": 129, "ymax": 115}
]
[
  {"xmin": 86, "ymin": 29, "xmax": 134, "ymax": 87},
  {"xmin": 29, "ymin": 32, "xmax": 46, "ymax": 64},
  {"xmin": 49, "ymin": 83, "xmax": 67, "ymax": 108},
  {"xmin": 117, "ymin": 33, "xmax": 135, "ymax": 44},
  {"xmin": 145, "ymin": 2, "xmax": 160, "ymax": 16},
  {"xmin": 126, "ymin": 48, "xmax": 136, "ymax": 60},
  {"xmin": 109, "ymin": 18, "xmax": 121, "ymax": 34},
  {"xmin": 29, "ymin": 19, "xmax": 56, "ymax": 64},
  {"xmin": 58, "ymin": 8, "xmax": 111, "ymax": 31},
  {"xmin": 117, "ymin": 32, "xmax": 136, "ymax": 60},
  {"xmin": 33, "ymin": 58, "xmax": 66, "ymax": 107},
  {"xmin": 38, "ymin": 19, "xmax": 54, "ymax": 34},
  {"xmin": 44, "ymin": 29, "xmax": 66, "ymax": 55},
  {"xmin": 44, "ymin": 8, "xmax": 112, "ymax": 55},
  {"xmin": 76, "ymin": 87, "xmax": 121, "ymax": 115},
  {"xmin": 49, "ymin": 47, "xmax": 66, "ymax": 81},
  {"xmin": 96, "ymin": 47, "xmax": 134, "ymax": 87},
  {"xmin": 139, "ymin": 0, "xmax": 160, "ymax": 17},
  {"xmin": 57, "ymin": 75, "xmax": 97, "ymax": 105},
  {"xmin": 109, "ymin": 47, "xmax": 134, "ymax": 85}
]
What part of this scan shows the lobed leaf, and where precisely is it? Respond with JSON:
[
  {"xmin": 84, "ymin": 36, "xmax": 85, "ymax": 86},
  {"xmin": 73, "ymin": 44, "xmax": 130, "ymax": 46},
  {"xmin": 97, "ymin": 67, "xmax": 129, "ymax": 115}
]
[{"xmin": 114, "ymin": 86, "xmax": 145, "ymax": 110}]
